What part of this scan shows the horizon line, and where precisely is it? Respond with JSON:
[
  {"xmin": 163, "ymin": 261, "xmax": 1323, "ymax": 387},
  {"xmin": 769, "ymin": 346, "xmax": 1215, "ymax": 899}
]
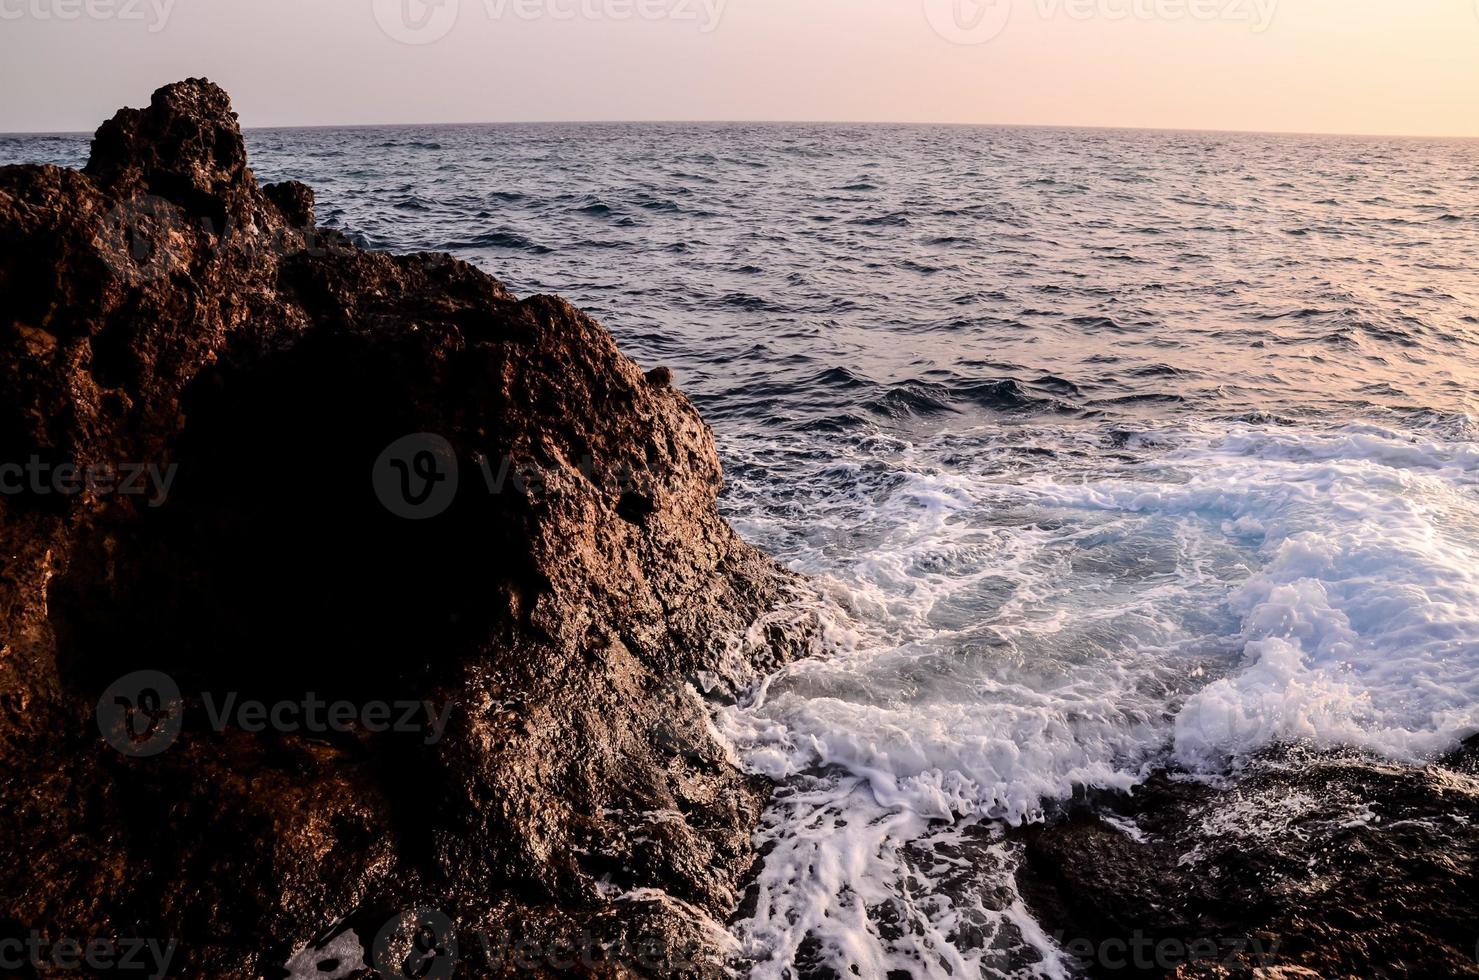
[{"xmin": 3, "ymin": 117, "xmax": 1477, "ymax": 142}]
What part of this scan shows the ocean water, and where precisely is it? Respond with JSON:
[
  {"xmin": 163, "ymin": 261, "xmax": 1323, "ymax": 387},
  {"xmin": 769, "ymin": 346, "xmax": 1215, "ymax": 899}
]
[{"xmin": 6, "ymin": 123, "xmax": 1479, "ymax": 977}]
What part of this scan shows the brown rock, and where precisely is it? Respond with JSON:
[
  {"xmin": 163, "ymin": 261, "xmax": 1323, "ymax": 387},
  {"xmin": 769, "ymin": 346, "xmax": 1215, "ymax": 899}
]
[{"xmin": 0, "ymin": 79, "xmax": 816, "ymax": 978}]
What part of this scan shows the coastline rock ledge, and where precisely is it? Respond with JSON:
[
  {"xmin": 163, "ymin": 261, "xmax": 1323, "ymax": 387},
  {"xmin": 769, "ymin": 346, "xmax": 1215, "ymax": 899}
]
[{"xmin": 0, "ymin": 79, "xmax": 815, "ymax": 978}]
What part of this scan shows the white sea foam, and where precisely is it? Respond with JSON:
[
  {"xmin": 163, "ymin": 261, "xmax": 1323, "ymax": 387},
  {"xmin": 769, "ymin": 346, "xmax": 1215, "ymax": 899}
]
[
  {"xmin": 720, "ymin": 419, "xmax": 1479, "ymax": 977},
  {"xmin": 1166, "ymin": 428, "xmax": 1479, "ymax": 765}
]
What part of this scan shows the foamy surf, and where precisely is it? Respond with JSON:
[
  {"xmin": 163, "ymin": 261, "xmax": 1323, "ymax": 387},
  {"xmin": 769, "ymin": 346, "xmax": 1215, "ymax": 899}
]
[{"xmin": 718, "ymin": 417, "xmax": 1479, "ymax": 976}]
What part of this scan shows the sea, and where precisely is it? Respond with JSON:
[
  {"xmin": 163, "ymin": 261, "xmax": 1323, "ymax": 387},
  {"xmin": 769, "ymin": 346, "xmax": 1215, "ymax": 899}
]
[{"xmin": 5, "ymin": 122, "xmax": 1478, "ymax": 978}]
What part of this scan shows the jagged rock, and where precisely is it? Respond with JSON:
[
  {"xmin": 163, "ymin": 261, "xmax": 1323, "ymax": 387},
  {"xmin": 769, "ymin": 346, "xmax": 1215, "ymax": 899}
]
[
  {"xmin": 1015, "ymin": 741, "xmax": 1479, "ymax": 978},
  {"xmin": 0, "ymin": 79, "xmax": 815, "ymax": 978}
]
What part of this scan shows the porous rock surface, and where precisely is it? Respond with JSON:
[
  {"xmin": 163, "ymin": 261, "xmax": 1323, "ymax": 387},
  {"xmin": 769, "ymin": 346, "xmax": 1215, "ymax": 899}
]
[
  {"xmin": 1015, "ymin": 740, "xmax": 1479, "ymax": 978},
  {"xmin": 0, "ymin": 79, "xmax": 814, "ymax": 978}
]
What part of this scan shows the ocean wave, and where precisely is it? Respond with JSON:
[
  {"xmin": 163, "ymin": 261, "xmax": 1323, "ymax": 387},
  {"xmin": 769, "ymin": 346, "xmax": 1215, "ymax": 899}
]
[
  {"xmin": 722, "ymin": 418, "xmax": 1479, "ymax": 976},
  {"xmin": 439, "ymin": 230, "xmax": 552, "ymax": 254}
]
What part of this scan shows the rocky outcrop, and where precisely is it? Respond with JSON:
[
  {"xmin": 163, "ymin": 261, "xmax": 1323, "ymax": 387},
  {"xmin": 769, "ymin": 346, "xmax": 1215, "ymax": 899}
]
[
  {"xmin": 1015, "ymin": 740, "xmax": 1479, "ymax": 978},
  {"xmin": 0, "ymin": 79, "xmax": 814, "ymax": 978}
]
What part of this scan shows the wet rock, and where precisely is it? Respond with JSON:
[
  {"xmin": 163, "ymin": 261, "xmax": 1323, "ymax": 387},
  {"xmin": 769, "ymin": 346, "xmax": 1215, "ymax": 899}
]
[
  {"xmin": 0, "ymin": 79, "xmax": 816, "ymax": 978},
  {"xmin": 1015, "ymin": 743, "xmax": 1479, "ymax": 978},
  {"xmin": 264, "ymin": 180, "xmax": 315, "ymax": 228}
]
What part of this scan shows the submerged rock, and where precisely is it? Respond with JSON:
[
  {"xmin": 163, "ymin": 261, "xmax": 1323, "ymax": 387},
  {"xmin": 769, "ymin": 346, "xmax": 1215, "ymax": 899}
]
[{"xmin": 0, "ymin": 79, "xmax": 815, "ymax": 978}]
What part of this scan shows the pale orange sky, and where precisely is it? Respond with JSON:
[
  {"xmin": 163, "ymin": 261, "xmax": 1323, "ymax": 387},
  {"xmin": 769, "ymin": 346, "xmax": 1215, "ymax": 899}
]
[{"xmin": 0, "ymin": 0, "xmax": 1476, "ymax": 136}]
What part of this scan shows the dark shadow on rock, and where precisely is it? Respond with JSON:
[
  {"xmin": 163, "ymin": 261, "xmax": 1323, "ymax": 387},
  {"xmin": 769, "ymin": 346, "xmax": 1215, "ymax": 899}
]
[{"xmin": 49, "ymin": 327, "xmax": 536, "ymax": 706}]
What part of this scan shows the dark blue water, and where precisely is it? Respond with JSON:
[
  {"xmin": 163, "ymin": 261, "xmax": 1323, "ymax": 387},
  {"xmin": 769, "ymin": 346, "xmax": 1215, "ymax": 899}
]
[
  {"xmin": 7, "ymin": 124, "xmax": 1478, "ymax": 978},
  {"xmin": 8, "ymin": 124, "xmax": 1477, "ymax": 432}
]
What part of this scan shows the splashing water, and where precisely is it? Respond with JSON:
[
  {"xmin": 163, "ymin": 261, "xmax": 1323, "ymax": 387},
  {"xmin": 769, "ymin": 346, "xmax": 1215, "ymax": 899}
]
[{"xmin": 712, "ymin": 416, "xmax": 1479, "ymax": 975}]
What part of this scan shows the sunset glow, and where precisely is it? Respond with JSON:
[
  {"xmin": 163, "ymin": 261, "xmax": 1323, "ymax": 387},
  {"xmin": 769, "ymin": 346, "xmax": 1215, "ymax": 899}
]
[{"xmin": 1, "ymin": 0, "xmax": 1477, "ymax": 135}]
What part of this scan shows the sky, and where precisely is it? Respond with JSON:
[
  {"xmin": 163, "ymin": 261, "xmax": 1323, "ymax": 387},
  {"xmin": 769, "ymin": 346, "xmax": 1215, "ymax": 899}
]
[{"xmin": 0, "ymin": 0, "xmax": 1476, "ymax": 136}]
